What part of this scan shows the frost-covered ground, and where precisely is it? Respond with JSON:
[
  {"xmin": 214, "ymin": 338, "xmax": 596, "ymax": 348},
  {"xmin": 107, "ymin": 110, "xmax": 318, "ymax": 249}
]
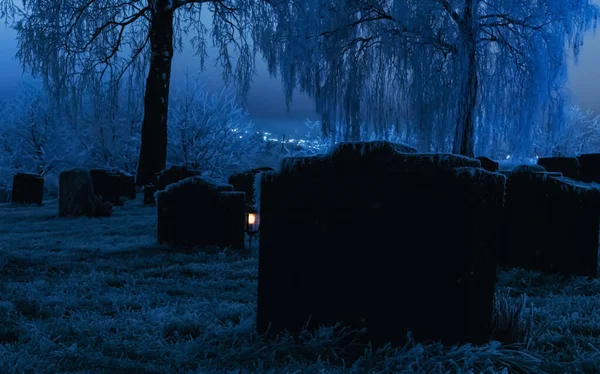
[{"xmin": 1, "ymin": 199, "xmax": 600, "ymax": 373}]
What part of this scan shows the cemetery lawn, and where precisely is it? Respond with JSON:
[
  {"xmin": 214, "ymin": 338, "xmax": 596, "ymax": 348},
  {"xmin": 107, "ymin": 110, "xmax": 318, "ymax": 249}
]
[{"xmin": 2, "ymin": 200, "xmax": 600, "ymax": 373}]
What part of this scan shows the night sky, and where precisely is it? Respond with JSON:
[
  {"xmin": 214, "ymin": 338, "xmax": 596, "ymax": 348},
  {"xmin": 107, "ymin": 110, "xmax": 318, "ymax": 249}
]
[{"xmin": 0, "ymin": 4, "xmax": 598, "ymax": 137}]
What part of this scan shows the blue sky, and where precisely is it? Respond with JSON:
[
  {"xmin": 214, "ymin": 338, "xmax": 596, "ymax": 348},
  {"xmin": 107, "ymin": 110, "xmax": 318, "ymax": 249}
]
[{"xmin": 0, "ymin": 6, "xmax": 598, "ymax": 136}]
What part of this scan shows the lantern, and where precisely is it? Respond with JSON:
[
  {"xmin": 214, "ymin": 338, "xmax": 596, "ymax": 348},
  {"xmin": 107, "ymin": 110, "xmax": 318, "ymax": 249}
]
[{"xmin": 246, "ymin": 212, "xmax": 260, "ymax": 233}]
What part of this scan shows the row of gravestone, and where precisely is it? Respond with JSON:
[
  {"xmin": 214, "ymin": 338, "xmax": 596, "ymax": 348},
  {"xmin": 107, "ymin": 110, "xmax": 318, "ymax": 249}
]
[
  {"xmin": 253, "ymin": 141, "xmax": 600, "ymax": 353},
  {"xmin": 58, "ymin": 169, "xmax": 136, "ymax": 217},
  {"xmin": 5, "ymin": 169, "xmax": 136, "ymax": 210}
]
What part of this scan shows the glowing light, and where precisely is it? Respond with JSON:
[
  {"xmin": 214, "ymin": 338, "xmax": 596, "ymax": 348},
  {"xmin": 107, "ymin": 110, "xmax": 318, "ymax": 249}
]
[{"xmin": 248, "ymin": 213, "xmax": 256, "ymax": 225}]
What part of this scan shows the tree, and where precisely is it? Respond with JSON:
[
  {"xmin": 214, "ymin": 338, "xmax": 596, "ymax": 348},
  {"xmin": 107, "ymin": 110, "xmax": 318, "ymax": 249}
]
[
  {"xmin": 167, "ymin": 73, "xmax": 261, "ymax": 180},
  {"xmin": 258, "ymin": 0, "xmax": 599, "ymax": 157},
  {"xmin": 1, "ymin": 0, "xmax": 267, "ymax": 185},
  {"xmin": 0, "ymin": 82, "xmax": 72, "ymax": 179}
]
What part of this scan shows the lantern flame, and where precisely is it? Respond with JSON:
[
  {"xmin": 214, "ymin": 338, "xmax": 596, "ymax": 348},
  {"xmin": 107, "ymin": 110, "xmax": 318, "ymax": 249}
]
[{"xmin": 248, "ymin": 213, "xmax": 256, "ymax": 225}]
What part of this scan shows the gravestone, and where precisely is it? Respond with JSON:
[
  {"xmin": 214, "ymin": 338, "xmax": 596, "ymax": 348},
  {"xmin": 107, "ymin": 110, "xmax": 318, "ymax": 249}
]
[
  {"xmin": 58, "ymin": 168, "xmax": 96, "ymax": 217},
  {"xmin": 577, "ymin": 153, "xmax": 600, "ymax": 183},
  {"xmin": 228, "ymin": 167, "xmax": 275, "ymax": 211},
  {"xmin": 476, "ymin": 156, "xmax": 499, "ymax": 172},
  {"xmin": 113, "ymin": 170, "xmax": 136, "ymax": 199},
  {"xmin": 537, "ymin": 156, "xmax": 580, "ymax": 180},
  {"xmin": 157, "ymin": 166, "xmax": 201, "ymax": 190},
  {"xmin": 258, "ymin": 141, "xmax": 505, "ymax": 348},
  {"xmin": 502, "ymin": 168, "xmax": 600, "ymax": 277},
  {"xmin": 156, "ymin": 176, "xmax": 246, "ymax": 250},
  {"xmin": 89, "ymin": 169, "xmax": 123, "ymax": 206},
  {"xmin": 11, "ymin": 173, "xmax": 44, "ymax": 206}
]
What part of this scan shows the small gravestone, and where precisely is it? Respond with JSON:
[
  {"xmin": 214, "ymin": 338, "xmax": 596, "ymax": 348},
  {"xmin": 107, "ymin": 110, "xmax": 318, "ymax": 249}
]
[
  {"xmin": 156, "ymin": 176, "xmax": 246, "ymax": 249},
  {"xmin": 89, "ymin": 169, "xmax": 123, "ymax": 206},
  {"xmin": 143, "ymin": 185, "xmax": 158, "ymax": 205},
  {"xmin": 577, "ymin": 153, "xmax": 600, "ymax": 183},
  {"xmin": 258, "ymin": 141, "xmax": 504, "ymax": 349},
  {"xmin": 476, "ymin": 156, "xmax": 499, "ymax": 172},
  {"xmin": 157, "ymin": 166, "xmax": 201, "ymax": 190},
  {"xmin": 58, "ymin": 168, "xmax": 96, "ymax": 217},
  {"xmin": 113, "ymin": 170, "xmax": 136, "ymax": 199},
  {"xmin": 11, "ymin": 173, "xmax": 44, "ymax": 206},
  {"xmin": 537, "ymin": 156, "xmax": 580, "ymax": 180}
]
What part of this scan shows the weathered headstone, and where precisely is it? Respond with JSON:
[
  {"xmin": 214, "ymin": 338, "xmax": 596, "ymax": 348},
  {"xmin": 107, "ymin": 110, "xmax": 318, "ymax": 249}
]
[
  {"xmin": 157, "ymin": 165, "xmax": 201, "ymax": 190},
  {"xmin": 113, "ymin": 170, "xmax": 136, "ymax": 199},
  {"xmin": 11, "ymin": 173, "xmax": 44, "ymax": 206},
  {"xmin": 577, "ymin": 153, "xmax": 600, "ymax": 183},
  {"xmin": 89, "ymin": 169, "xmax": 123, "ymax": 206},
  {"xmin": 501, "ymin": 168, "xmax": 600, "ymax": 277},
  {"xmin": 156, "ymin": 176, "xmax": 246, "ymax": 249},
  {"xmin": 58, "ymin": 168, "xmax": 96, "ymax": 217},
  {"xmin": 537, "ymin": 156, "xmax": 580, "ymax": 180},
  {"xmin": 476, "ymin": 156, "xmax": 499, "ymax": 172},
  {"xmin": 258, "ymin": 141, "xmax": 504, "ymax": 348},
  {"xmin": 228, "ymin": 167, "xmax": 275, "ymax": 210}
]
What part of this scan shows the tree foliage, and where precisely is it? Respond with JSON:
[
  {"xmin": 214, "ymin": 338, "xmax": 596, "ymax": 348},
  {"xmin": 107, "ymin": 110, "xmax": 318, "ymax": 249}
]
[
  {"xmin": 257, "ymin": 0, "xmax": 599, "ymax": 157},
  {"xmin": 0, "ymin": 0, "xmax": 271, "ymax": 184}
]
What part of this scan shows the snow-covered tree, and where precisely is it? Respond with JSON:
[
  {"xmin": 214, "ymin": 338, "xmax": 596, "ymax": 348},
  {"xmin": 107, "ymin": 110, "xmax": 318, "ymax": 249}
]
[
  {"xmin": 0, "ymin": 0, "xmax": 270, "ymax": 185},
  {"xmin": 258, "ymin": 0, "xmax": 599, "ymax": 157},
  {"xmin": 0, "ymin": 82, "xmax": 73, "ymax": 181},
  {"xmin": 167, "ymin": 73, "xmax": 261, "ymax": 180}
]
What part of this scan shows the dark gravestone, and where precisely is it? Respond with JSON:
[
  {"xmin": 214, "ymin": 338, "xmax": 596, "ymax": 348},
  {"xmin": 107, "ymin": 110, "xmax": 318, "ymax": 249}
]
[
  {"xmin": 577, "ymin": 153, "xmax": 600, "ymax": 183},
  {"xmin": 476, "ymin": 156, "xmax": 499, "ymax": 172},
  {"xmin": 58, "ymin": 168, "xmax": 96, "ymax": 217},
  {"xmin": 113, "ymin": 170, "xmax": 136, "ymax": 199},
  {"xmin": 157, "ymin": 165, "xmax": 201, "ymax": 190},
  {"xmin": 537, "ymin": 156, "xmax": 580, "ymax": 180},
  {"xmin": 156, "ymin": 177, "xmax": 245, "ymax": 249},
  {"xmin": 89, "ymin": 169, "xmax": 123, "ymax": 206},
  {"xmin": 228, "ymin": 167, "xmax": 275, "ymax": 210},
  {"xmin": 143, "ymin": 185, "xmax": 158, "ymax": 205},
  {"xmin": 12, "ymin": 173, "xmax": 44, "ymax": 206},
  {"xmin": 258, "ymin": 141, "xmax": 504, "ymax": 348},
  {"xmin": 501, "ymin": 169, "xmax": 600, "ymax": 276}
]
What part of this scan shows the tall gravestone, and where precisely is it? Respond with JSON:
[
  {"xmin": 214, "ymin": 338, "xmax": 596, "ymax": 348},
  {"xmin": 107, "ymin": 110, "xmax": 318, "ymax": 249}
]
[
  {"xmin": 12, "ymin": 173, "xmax": 44, "ymax": 206},
  {"xmin": 257, "ymin": 141, "xmax": 505, "ymax": 348},
  {"xmin": 58, "ymin": 168, "xmax": 96, "ymax": 217}
]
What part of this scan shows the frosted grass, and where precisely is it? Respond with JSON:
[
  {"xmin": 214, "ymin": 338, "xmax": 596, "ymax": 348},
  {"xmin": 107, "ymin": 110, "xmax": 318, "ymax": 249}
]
[{"xmin": 0, "ymin": 199, "xmax": 598, "ymax": 373}]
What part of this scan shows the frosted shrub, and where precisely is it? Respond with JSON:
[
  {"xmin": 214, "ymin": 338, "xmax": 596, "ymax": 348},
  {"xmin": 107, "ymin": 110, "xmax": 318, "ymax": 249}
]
[
  {"xmin": 0, "ymin": 83, "xmax": 73, "ymax": 186},
  {"xmin": 167, "ymin": 75, "xmax": 262, "ymax": 181},
  {"xmin": 533, "ymin": 105, "xmax": 600, "ymax": 157},
  {"xmin": 73, "ymin": 84, "xmax": 143, "ymax": 173}
]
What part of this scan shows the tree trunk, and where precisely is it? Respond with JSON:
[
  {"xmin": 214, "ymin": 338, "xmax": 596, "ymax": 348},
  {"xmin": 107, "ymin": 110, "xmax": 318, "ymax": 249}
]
[
  {"xmin": 453, "ymin": 1, "xmax": 478, "ymax": 158},
  {"xmin": 135, "ymin": 1, "xmax": 174, "ymax": 186}
]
